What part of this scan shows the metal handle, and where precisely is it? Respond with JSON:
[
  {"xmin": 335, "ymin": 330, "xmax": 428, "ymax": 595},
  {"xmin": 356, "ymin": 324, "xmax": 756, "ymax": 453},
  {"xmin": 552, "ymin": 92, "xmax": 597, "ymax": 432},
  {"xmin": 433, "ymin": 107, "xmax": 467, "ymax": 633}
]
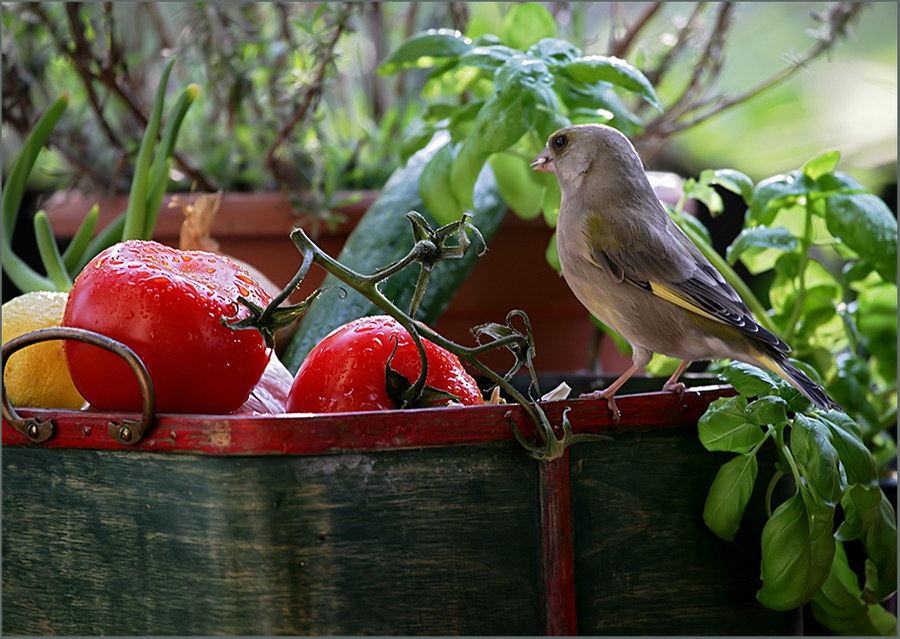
[{"xmin": 2, "ymin": 327, "xmax": 156, "ymax": 445}]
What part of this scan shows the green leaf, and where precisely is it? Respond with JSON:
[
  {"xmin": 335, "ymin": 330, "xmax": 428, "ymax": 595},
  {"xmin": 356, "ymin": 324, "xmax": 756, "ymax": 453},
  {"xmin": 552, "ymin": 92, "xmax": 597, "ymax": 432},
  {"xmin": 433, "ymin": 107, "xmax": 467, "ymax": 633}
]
[
  {"xmin": 836, "ymin": 483, "xmax": 883, "ymax": 541},
  {"xmin": 61, "ymin": 204, "xmax": 98, "ymax": 274},
  {"xmin": 814, "ymin": 412, "xmax": 877, "ymax": 487},
  {"xmin": 494, "ymin": 54, "xmax": 553, "ymax": 94},
  {"xmin": 698, "ymin": 395, "xmax": 765, "ymax": 454},
  {"xmin": 862, "ymin": 493, "xmax": 898, "ymax": 603},
  {"xmin": 419, "ymin": 143, "xmax": 466, "ymax": 225},
  {"xmin": 526, "ymin": 37, "xmax": 582, "ymax": 64},
  {"xmin": 378, "ymin": 29, "xmax": 473, "ymax": 75},
  {"xmin": 810, "ymin": 541, "xmax": 898, "ymax": 636},
  {"xmin": 790, "ymin": 414, "xmax": 847, "ymax": 507},
  {"xmin": 708, "ymin": 168, "xmax": 755, "ymax": 203},
  {"xmin": 703, "ymin": 452, "xmax": 759, "ymax": 541},
  {"xmin": 757, "ymin": 492, "xmax": 836, "ymax": 611},
  {"xmin": 824, "ymin": 193, "xmax": 897, "ymax": 280},
  {"xmin": 828, "ymin": 355, "xmax": 883, "ymax": 435},
  {"xmin": 458, "ymin": 44, "xmax": 520, "ymax": 71},
  {"xmin": 449, "ymin": 139, "xmax": 490, "ymax": 210},
  {"xmin": 802, "ymin": 150, "xmax": 841, "ymax": 180},
  {"xmin": 489, "ymin": 152, "xmax": 544, "ymax": 219},
  {"xmin": 561, "ymin": 55, "xmax": 662, "ymax": 111},
  {"xmin": 498, "ymin": 2, "xmax": 557, "ymax": 51},
  {"xmin": 718, "ymin": 361, "xmax": 794, "ymax": 400},
  {"xmin": 748, "ymin": 171, "xmax": 817, "ymax": 226},
  {"xmin": 744, "ymin": 395, "xmax": 788, "ymax": 426},
  {"xmin": 726, "ymin": 226, "xmax": 800, "ymax": 266}
]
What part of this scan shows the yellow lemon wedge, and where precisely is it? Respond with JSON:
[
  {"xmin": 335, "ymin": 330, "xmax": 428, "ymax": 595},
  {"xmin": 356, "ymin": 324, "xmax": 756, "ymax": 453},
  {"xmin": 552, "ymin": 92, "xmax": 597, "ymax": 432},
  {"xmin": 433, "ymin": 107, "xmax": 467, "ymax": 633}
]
[{"xmin": 2, "ymin": 291, "xmax": 86, "ymax": 409}]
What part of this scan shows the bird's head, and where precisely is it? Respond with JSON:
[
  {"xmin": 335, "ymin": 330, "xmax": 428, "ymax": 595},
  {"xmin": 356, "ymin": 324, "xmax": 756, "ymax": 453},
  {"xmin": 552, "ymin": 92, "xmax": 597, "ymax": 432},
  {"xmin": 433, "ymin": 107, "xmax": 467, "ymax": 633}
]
[{"xmin": 531, "ymin": 123, "xmax": 646, "ymax": 192}]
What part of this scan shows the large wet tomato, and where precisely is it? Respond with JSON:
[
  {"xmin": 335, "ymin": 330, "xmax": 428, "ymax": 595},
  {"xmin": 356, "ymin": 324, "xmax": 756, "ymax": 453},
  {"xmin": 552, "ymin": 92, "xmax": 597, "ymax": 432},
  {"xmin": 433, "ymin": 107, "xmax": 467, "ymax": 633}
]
[
  {"xmin": 286, "ymin": 315, "xmax": 484, "ymax": 412},
  {"xmin": 62, "ymin": 240, "xmax": 272, "ymax": 414}
]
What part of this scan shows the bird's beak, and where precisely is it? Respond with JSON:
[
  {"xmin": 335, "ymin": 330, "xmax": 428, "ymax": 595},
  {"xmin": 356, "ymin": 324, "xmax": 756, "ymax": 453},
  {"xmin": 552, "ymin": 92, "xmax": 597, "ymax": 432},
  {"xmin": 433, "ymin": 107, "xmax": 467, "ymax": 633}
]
[{"xmin": 530, "ymin": 148, "xmax": 554, "ymax": 173}]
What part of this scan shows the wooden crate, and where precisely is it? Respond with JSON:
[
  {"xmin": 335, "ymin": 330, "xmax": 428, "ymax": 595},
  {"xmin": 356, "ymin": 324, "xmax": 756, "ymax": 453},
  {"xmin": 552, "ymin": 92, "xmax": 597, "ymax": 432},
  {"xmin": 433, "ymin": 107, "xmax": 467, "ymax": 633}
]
[{"xmin": 2, "ymin": 386, "xmax": 802, "ymax": 635}]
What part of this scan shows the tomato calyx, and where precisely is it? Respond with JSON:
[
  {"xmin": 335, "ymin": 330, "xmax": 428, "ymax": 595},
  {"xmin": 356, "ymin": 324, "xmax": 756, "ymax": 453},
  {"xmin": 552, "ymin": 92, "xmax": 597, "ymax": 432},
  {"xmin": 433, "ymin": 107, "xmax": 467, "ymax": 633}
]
[
  {"xmin": 384, "ymin": 335, "xmax": 462, "ymax": 409},
  {"xmin": 224, "ymin": 288, "xmax": 328, "ymax": 348}
]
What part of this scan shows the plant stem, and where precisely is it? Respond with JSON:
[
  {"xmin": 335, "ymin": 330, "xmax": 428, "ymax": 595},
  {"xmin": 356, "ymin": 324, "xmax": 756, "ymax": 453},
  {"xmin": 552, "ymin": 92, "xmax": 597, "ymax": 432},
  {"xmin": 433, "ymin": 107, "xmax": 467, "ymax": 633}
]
[
  {"xmin": 287, "ymin": 227, "xmax": 566, "ymax": 458},
  {"xmin": 783, "ymin": 200, "xmax": 815, "ymax": 343}
]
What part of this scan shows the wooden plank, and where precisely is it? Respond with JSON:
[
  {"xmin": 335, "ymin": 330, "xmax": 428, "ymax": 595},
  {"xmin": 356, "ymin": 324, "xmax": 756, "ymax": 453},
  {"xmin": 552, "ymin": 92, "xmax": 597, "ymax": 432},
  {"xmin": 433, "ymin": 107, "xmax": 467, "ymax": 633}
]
[
  {"xmin": 2, "ymin": 386, "xmax": 736, "ymax": 454},
  {"xmin": 2, "ymin": 444, "xmax": 542, "ymax": 635},
  {"xmin": 539, "ymin": 450, "xmax": 577, "ymax": 635},
  {"xmin": 569, "ymin": 429, "xmax": 802, "ymax": 635}
]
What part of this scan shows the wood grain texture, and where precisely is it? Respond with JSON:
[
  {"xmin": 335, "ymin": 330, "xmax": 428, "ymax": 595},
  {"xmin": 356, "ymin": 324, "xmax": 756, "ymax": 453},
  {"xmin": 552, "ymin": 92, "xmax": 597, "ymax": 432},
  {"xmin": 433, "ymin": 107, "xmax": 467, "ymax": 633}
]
[
  {"xmin": 569, "ymin": 429, "xmax": 802, "ymax": 636},
  {"xmin": 3, "ymin": 445, "xmax": 541, "ymax": 635}
]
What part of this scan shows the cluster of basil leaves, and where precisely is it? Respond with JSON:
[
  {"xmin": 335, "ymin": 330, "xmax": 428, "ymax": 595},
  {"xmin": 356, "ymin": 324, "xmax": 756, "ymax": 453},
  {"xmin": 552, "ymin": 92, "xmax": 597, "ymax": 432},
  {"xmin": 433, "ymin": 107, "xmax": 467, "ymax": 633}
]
[
  {"xmin": 377, "ymin": 2, "xmax": 661, "ymax": 228},
  {"xmin": 690, "ymin": 153, "xmax": 896, "ymax": 635}
]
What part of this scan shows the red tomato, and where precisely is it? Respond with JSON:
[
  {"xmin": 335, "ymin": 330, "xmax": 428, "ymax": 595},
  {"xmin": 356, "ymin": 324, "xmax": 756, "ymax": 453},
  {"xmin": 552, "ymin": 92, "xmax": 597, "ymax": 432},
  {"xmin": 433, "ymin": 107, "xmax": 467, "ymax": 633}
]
[
  {"xmin": 286, "ymin": 315, "xmax": 484, "ymax": 412},
  {"xmin": 62, "ymin": 240, "xmax": 272, "ymax": 414}
]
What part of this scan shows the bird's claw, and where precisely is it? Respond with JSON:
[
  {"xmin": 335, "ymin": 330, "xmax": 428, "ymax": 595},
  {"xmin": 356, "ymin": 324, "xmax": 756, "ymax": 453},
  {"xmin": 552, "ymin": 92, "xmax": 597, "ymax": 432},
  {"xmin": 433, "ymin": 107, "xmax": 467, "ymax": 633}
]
[
  {"xmin": 662, "ymin": 380, "xmax": 687, "ymax": 402},
  {"xmin": 580, "ymin": 388, "xmax": 622, "ymax": 423}
]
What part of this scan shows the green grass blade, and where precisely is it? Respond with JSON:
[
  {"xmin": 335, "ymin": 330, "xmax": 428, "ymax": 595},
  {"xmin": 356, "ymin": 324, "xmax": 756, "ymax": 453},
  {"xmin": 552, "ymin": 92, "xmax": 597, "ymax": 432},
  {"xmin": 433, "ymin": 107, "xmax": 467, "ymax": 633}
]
[
  {"xmin": 144, "ymin": 84, "xmax": 199, "ymax": 238},
  {"xmin": 121, "ymin": 57, "xmax": 176, "ymax": 240},
  {"xmin": 33, "ymin": 210, "xmax": 72, "ymax": 291},
  {"xmin": 61, "ymin": 204, "xmax": 99, "ymax": 274}
]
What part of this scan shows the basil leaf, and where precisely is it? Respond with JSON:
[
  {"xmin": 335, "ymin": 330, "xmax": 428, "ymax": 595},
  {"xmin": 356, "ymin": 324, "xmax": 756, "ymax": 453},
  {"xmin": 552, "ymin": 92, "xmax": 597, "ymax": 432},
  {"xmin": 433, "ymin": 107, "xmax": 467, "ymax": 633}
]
[
  {"xmin": 825, "ymin": 193, "xmax": 898, "ymax": 283},
  {"xmin": 726, "ymin": 226, "xmax": 800, "ymax": 266},
  {"xmin": 836, "ymin": 483, "xmax": 883, "ymax": 541},
  {"xmin": 757, "ymin": 492, "xmax": 835, "ymax": 611},
  {"xmin": 378, "ymin": 29, "xmax": 473, "ymax": 75},
  {"xmin": 814, "ymin": 412, "xmax": 878, "ymax": 487},
  {"xmin": 498, "ymin": 2, "xmax": 557, "ymax": 51},
  {"xmin": 419, "ymin": 143, "xmax": 465, "ymax": 225},
  {"xmin": 561, "ymin": 55, "xmax": 661, "ymax": 112},
  {"xmin": 748, "ymin": 171, "xmax": 817, "ymax": 226},
  {"xmin": 791, "ymin": 414, "xmax": 847, "ymax": 508},
  {"xmin": 717, "ymin": 361, "xmax": 795, "ymax": 400},
  {"xmin": 703, "ymin": 452, "xmax": 759, "ymax": 541},
  {"xmin": 802, "ymin": 150, "xmax": 841, "ymax": 180},
  {"xmin": 810, "ymin": 541, "xmax": 897, "ymax": 636},
  {"xmin": 744, "ymin": 395, "xmax": 789, "ymax": 427},
  {"xmin": 489, "ymin": 152, "xmax": 544, "ymax": 219},
  {"xmin": 862, "ymin": 494, "xmax": 898, "ymax": 603},
  {"xmin": 698, "ymin": 395, "xmax": 765, "ymax": 453}
]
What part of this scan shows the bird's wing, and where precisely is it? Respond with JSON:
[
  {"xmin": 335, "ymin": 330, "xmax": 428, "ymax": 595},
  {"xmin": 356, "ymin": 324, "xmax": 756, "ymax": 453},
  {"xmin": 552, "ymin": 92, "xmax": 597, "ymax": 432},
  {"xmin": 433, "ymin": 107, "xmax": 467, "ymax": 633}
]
[{"xmin": 587, "ymin": 217, "xmax": 789, "ymax": 354}]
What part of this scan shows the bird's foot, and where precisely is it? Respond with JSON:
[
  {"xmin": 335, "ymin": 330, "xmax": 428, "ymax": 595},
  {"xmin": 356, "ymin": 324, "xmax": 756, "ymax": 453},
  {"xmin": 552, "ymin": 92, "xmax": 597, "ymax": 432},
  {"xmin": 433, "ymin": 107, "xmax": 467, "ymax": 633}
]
[
  {"xmin": 662, "ymin": 379, "xmax": 686, "ymax": 402},
  {"xmin": 580, "ymin": 388, "xmax": 622, "ymax": 423}
]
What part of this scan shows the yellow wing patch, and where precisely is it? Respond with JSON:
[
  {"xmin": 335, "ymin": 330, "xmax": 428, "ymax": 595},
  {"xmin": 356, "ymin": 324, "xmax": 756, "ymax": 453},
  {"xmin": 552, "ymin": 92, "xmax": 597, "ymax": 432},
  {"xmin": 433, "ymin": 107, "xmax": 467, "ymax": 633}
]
[{"xmin": 648, "ymin": 281, "xmax": 721, "ymax": 323}]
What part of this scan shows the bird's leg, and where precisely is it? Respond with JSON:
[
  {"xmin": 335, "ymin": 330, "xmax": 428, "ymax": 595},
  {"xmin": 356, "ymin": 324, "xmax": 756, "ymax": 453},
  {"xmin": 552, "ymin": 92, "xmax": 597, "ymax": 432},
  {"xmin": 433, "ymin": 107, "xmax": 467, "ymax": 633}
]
[
  {"xmin": 662, "ymin": 360, "xmax": 691, "ymax": 400},
  {"xmin": 581, "ymin": 363, "xmax": 641, "ymax": 422}
]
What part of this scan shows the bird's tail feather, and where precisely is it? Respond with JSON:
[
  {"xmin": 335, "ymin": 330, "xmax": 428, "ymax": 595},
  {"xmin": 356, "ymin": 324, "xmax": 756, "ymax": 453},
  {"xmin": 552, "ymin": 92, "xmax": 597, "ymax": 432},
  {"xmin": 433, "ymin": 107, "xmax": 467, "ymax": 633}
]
[{"xmin": 756, "ymin": 353, "xmax": 843, "ymax": 412}]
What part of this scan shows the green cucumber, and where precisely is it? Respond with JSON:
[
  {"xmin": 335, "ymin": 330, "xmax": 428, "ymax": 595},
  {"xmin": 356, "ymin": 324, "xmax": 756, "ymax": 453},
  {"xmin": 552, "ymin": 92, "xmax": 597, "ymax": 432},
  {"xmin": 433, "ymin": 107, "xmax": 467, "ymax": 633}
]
[{"xmin": 281, "ymin": 134, "xmax": 508, "ymax": 373}]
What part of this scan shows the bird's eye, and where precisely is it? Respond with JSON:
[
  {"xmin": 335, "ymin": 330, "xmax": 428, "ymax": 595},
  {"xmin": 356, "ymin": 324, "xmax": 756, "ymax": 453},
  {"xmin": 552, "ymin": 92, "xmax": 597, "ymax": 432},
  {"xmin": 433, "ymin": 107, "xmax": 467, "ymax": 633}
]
[{"xmin": 553, "ymin": 135, "xmax": 567, "ymax": 149}]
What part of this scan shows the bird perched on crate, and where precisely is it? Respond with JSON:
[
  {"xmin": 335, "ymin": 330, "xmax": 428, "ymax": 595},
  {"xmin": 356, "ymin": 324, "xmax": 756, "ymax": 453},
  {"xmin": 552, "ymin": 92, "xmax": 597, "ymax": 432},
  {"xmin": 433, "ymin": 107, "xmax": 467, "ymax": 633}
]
[{"xmin": 531, "ymin": 123, "xmax": 841, "ymax": 420}]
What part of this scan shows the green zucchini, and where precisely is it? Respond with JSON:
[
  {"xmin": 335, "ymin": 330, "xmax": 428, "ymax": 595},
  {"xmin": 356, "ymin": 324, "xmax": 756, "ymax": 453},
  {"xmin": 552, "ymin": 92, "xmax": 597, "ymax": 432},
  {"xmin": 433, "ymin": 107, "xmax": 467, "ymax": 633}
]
[{"xmin": 281, "ymin": 135, "xmax": 508, "ymax": 373}]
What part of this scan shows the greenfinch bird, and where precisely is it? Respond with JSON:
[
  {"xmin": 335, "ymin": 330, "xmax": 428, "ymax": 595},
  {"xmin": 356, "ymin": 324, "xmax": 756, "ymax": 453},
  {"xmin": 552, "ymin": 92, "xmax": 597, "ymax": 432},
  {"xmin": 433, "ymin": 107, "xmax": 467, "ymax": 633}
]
[{"xmin": 531, "ymin": 123, "xmax": 841, "ymax": 420}]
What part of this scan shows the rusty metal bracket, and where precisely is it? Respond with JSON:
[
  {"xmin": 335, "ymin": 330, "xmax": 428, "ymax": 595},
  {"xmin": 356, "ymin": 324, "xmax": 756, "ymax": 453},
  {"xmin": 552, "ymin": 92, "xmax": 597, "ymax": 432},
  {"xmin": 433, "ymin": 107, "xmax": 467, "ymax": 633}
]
[{"xmin": 2, "ymin": 327, "xmax": 156, "ymax": 445}]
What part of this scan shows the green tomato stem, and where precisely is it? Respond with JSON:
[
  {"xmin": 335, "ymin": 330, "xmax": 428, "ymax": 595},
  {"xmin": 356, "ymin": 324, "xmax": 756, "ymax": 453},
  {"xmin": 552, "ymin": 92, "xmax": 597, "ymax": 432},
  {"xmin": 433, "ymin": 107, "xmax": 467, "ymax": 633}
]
[{"xmin": 287, "ymin": 225, "xmax": 572, "ymax": 459}]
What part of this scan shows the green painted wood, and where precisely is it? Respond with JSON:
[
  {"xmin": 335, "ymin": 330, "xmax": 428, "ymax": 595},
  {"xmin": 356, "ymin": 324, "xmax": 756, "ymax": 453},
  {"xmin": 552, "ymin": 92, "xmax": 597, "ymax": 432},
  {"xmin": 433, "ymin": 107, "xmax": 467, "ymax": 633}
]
[
  {"xmin": 570, "ymin": 428, "xmax": 802, "ymax": 636},
  {"xmin": 3, "ymin": 445, "xmax": 541, "ymax": 636}
]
